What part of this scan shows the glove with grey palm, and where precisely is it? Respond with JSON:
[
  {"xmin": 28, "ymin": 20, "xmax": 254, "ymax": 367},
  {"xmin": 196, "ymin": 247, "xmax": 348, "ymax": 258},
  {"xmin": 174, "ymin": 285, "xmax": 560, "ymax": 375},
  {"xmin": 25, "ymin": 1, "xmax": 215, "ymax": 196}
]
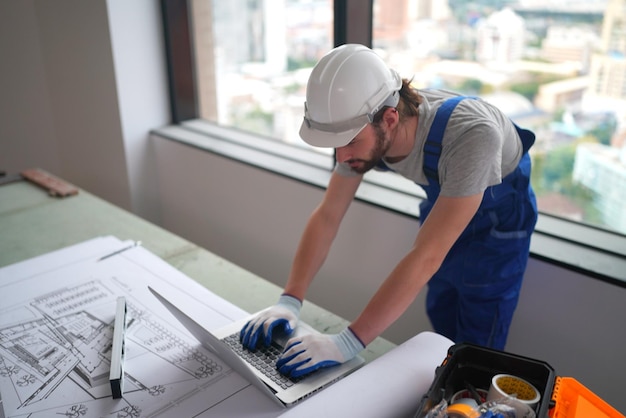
[
  {"xmin": 276, "ymin": 327, "xmax": 365, "ymax": 378},
  {"xmin": 239, "ymin": 294, "xmax": 302, "ymax": 349}
]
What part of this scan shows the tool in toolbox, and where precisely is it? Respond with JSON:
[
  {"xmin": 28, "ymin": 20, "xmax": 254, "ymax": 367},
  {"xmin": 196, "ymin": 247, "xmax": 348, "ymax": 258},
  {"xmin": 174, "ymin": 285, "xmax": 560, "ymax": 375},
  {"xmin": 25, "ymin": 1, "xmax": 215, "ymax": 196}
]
[
  {"xmin": 414, "ymin": 343, "xmax": 624, "ymax": 418},
  {"xmin": 0, "ymin": 168, "xmax": 79, "ymax": 197}
]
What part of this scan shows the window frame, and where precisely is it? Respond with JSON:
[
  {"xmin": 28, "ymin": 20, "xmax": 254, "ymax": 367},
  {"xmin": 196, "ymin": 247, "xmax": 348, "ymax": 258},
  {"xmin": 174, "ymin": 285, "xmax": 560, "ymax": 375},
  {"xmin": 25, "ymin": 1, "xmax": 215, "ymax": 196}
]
[{"xmin": 158, "ymin": 0, "xmax": 626, "ymax": 287}]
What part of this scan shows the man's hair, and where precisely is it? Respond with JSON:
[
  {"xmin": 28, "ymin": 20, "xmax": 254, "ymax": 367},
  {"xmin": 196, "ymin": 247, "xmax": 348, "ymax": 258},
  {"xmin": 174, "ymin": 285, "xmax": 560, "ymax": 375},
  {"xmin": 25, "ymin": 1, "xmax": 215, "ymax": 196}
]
[{"xmin": 372, "ymin": 78, "xmax": 420, "ymax": 124}]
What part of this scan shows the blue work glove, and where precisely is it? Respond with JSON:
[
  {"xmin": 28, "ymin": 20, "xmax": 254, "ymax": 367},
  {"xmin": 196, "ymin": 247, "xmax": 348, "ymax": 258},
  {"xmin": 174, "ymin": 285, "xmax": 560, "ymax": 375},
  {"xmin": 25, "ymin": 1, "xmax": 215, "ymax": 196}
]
[
  {"xmin": 276, "ymin": 327, "xmax": 364, "ymax": 378},
  {"xmin": 239, "ymin": 294, "xmax": 301, "ymax": 349}
]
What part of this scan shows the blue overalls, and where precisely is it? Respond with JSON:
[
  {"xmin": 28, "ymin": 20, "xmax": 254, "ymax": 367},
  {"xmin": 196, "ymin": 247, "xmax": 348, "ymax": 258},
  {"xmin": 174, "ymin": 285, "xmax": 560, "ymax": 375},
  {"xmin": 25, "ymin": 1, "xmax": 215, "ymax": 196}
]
[{"xmin": 381, "ymin": 96, "xmax": 538, "ymax": 349}]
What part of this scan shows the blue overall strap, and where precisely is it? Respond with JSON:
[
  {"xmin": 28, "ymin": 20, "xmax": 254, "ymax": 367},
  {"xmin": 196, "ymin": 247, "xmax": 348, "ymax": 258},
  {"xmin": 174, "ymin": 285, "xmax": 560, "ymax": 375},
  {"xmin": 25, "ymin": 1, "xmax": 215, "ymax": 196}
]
[
  {"xmin": 423, "ymin": 96, "xmax": 476, "ymax": 182},
  {"xmin": 375, "ymin": 160, "xmax": 391, "ymax": 171}
]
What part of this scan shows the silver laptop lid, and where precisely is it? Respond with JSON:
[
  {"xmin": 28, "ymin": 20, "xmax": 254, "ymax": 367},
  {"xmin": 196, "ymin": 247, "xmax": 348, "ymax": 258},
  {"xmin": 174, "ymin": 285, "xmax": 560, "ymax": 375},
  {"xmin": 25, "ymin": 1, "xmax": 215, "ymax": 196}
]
[
  {"xmin": 148, "ymin": 286, "xmax": 364, "ymax": 407},
  {"xmin": 148, "ymin": 287, "xmax": 285, "ymax": 407}
]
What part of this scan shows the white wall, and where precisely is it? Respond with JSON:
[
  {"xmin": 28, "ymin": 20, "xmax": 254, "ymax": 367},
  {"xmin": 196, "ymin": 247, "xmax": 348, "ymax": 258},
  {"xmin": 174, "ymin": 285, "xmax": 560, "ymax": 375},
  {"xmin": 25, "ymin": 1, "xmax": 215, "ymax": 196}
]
[
  {"xmin": 1, "ymin": 1, "xmax": 625, "ymax": 414},
  {"xmin": 106, "ymin": 0, "xmax": 169, "ymax": 221},
  {"xmin": 0, "ymin": 0, "xmax": 168, "ymax": 222},
  {"xmin": 152, "ymin": 136, "xmax": 626, "ymax": 413},
  {"xmin": 0, "ymin": 1, "xmax": 60, "ymax": 177}
]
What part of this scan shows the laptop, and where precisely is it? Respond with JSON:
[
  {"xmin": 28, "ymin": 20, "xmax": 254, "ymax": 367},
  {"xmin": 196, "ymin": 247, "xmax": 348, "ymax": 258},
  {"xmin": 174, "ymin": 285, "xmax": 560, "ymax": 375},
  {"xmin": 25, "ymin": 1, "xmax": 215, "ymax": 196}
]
[{"xmin": 148, "ymin": 287, "xmax": 364, "ymax": 407}]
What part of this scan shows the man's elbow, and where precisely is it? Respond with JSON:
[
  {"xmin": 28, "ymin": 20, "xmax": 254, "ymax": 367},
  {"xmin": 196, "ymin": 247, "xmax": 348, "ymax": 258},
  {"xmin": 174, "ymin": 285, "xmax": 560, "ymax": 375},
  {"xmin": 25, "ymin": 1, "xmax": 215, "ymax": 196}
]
[{"xmin": 411, "ymin": 247, "xmax": 447, "ymax": 279}]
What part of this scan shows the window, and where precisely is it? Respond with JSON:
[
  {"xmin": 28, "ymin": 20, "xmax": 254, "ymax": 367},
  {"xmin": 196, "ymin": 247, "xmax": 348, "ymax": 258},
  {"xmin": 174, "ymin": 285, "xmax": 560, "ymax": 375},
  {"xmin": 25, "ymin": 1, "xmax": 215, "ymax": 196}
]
[
  {"xmin": 370, "ymin": 0, "xmax": 626, "ymax": 237},
  {"xmin": 189, "ymin": 0, "xmax": 334, "ymax": 158},
  {"xmin": 160, "ymin": 0, "xmax": 625, "ymax": 284}
]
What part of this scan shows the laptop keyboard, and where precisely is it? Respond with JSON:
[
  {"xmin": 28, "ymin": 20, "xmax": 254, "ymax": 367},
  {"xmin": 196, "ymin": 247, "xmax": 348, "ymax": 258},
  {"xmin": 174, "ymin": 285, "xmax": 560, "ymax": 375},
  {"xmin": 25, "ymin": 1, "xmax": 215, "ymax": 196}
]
[{"xmin": 222, "ymin": 333, "xmax": 301, "ymax": 389}]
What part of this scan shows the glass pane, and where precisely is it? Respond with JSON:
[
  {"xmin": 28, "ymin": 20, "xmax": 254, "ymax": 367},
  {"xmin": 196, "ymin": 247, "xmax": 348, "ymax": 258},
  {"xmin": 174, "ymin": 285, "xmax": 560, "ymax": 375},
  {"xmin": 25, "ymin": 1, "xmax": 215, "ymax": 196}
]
[
  {"xmin": 373, "ymin": 0, "xmax": 626, "ymax": 236},
  {"xmin": 190, "ymin": 0, "xmax": 334, "ymax": 156}
]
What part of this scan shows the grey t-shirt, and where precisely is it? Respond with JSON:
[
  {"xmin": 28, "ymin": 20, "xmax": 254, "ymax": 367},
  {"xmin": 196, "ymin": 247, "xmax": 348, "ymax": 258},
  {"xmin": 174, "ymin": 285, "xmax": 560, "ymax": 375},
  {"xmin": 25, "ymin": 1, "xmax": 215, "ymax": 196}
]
[{"xmin": 336, "ymin": 89, "xmax": 523, "ymax": 197}]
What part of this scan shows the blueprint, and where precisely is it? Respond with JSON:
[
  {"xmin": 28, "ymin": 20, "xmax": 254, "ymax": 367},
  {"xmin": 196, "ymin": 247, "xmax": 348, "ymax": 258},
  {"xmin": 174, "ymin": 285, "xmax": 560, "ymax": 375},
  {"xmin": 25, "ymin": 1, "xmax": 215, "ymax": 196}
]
[
  {"xmin": 0, "ymin": 237, "xmax": 282, "ymax": 417},
  {"xmin": 0, "ymin": 237, "xmax": 455, "ymax": 418}
]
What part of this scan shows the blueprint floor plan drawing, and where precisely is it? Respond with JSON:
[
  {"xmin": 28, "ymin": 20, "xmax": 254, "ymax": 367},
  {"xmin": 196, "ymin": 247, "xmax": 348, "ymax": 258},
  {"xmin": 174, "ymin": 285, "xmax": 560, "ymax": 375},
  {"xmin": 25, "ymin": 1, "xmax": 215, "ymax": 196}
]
[{"xmin": 0, "ymin": 237, "xmax": 283, "ymax": 417}]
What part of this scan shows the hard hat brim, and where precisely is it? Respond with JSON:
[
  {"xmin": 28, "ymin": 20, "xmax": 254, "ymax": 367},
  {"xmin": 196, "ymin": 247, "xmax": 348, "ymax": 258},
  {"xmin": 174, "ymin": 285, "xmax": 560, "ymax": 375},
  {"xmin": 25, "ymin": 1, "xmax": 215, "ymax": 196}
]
[{"xmin": 299, "ymin": 118, "xmax": 367, "ymax": 148}]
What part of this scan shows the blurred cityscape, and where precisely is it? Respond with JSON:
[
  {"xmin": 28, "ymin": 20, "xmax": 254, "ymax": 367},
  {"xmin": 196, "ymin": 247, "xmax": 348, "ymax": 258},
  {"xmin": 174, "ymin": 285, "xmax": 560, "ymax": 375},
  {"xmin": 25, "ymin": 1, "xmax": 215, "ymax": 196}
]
[{"xmin": 195, "ymin": 0, "xmax": 626, "ymax": 235}]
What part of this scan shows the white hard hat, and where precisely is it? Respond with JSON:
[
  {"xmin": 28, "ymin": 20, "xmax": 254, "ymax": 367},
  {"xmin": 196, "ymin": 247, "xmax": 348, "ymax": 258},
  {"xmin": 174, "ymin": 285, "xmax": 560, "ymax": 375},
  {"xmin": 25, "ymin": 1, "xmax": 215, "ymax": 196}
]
[{"xmin": 299, "ymin": 44, "xmax": 402, "ymax": 148}]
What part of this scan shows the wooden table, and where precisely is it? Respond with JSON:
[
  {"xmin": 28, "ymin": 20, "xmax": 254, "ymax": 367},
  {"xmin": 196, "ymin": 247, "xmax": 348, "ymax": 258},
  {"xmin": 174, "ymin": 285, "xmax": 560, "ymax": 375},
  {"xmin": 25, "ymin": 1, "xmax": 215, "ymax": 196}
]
[{"xmin": 0, "ymin": 178, "xmax": 394, "ymax": 363}]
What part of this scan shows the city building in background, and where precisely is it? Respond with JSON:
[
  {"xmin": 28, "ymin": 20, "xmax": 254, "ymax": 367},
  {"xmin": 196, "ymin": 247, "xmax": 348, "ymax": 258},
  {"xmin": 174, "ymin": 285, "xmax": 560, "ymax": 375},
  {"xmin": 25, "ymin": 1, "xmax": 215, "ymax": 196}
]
[
  {"xmin": 189, "ymin": 0, "xmax": 626, "ymax": 235},
  {"xmin": 574, "ymin": 0, "xmax": 626, "ymax": 233},
  {"xmin": 540, "ymin": 25, "xmax": 598, "ymax": 72},
  {"xmin": 475, "ymin": 8, "xmax": 526, "ymax": 64}
]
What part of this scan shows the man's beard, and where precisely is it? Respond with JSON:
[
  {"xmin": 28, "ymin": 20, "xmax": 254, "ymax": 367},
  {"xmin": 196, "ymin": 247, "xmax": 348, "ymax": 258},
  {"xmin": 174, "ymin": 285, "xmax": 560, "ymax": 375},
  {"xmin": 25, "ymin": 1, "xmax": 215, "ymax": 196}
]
[{"xmin": 347, "ymin": 125, "xmax": 390, "ymax": 174}]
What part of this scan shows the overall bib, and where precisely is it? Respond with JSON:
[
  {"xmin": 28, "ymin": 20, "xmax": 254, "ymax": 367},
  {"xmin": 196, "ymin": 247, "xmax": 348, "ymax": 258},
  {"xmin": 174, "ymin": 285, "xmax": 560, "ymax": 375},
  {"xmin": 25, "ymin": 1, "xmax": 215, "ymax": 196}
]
[{"xmin": 381, "ymin": 96, "xmax": 538, "ymax": 349}]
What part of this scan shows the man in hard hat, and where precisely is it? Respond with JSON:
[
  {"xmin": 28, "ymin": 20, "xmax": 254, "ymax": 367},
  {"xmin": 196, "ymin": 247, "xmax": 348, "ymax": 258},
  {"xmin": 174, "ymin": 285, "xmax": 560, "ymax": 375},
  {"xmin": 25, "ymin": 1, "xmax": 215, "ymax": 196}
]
[{"xmin": 240, "ymin": 44, "xmax": 537, "ymax": 379}]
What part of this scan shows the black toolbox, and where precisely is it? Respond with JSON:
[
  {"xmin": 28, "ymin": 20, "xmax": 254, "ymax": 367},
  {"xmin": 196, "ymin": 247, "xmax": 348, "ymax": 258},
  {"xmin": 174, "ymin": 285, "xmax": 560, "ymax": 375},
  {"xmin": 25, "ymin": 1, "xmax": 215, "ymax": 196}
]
[
  {"xmin": 415, "ymin": 343, "xmax": 554, "ymax": 417},
  {"xmin": 414, "ymin": 343, "xmax": 624, "ymax": 418}
]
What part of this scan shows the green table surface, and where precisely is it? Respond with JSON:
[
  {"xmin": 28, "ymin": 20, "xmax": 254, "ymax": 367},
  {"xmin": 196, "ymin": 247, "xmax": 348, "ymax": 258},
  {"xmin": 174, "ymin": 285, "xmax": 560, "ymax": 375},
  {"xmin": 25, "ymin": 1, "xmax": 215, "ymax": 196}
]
[{"xmin": 0, "ymin": 180, "xmax": 395, "ymax": 363}]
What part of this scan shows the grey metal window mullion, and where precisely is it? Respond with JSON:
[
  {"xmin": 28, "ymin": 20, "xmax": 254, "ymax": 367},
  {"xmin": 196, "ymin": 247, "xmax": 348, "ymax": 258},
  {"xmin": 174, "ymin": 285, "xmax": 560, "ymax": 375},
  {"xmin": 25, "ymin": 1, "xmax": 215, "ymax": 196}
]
[
  {"xmin": 160, "ymin": 0, "xmax": 198, "ymax": 124},
  {"xmin": 332, "ymin": 0, "xmax": 374, "ymax": 167}
]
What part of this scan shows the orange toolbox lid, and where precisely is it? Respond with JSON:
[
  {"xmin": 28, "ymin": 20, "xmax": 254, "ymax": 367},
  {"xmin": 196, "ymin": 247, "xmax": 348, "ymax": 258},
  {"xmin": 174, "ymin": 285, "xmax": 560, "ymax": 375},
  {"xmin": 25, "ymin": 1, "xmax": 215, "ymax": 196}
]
[{"xmin": 549, "ymin": 377, "xmax": 625, "ymax": 418}]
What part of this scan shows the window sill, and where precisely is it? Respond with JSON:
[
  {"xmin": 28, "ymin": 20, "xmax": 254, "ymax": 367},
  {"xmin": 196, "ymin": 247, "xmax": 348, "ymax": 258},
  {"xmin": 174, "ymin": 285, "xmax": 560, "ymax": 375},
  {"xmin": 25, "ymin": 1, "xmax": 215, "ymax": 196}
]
[{"xmin": 151, "ymin": 120, "xmax": 626, "ymax": 288}]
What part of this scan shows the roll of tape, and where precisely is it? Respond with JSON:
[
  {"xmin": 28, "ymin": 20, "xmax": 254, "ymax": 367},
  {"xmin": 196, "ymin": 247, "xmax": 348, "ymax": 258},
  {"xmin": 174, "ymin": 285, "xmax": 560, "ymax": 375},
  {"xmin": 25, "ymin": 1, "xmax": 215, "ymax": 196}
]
[
  {"xmin": 450, "ymin": 388, "xmax": 489, "ymax": 406},
  {"xmin": 445, "ymin": 403, "xmax": 482, "ymax": 418},
  {"xmin": 488, "ymin": 374, "xmax": 540, "ymax": 416}
]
